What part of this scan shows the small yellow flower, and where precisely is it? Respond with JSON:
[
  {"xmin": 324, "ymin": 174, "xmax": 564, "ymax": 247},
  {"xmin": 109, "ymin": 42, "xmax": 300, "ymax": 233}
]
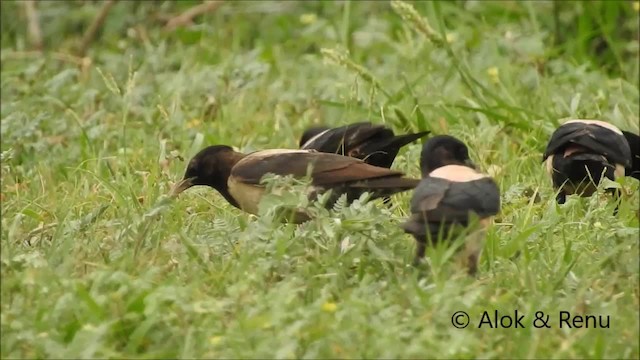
[
  {"xmin": 321, "ymin": 302, "xmax": 337, "ymax": 313},
  {"xmin": 633, "ymin": 2, "xmax": 639, "ymax": 12},
  {"xmin": 209, "ymin": 336, "xmax": 222, "ymax": 345},
  {"xmin": 504, "ymin": 30, "xmax": 514, "ymax": 41},
  {"xmin": 487, "ymin": 66, "xmax": 499, "ymax": 83},
  {"xmin": 300, "ymin": 13, "xmax": 318, "ymax": 25},
  {"xmin": 186, "ymin": 118, "xmax": 202, "ymax": 129},
  {"xmin": 445, "ymin": 33, "xmax": 457, "ymax": 44}
]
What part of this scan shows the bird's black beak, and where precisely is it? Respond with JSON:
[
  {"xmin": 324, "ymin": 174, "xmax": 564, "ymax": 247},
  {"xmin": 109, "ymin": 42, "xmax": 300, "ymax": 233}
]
[{"xmin": 170, "ymin": 177, "xmax": 195, "ymax": 197}]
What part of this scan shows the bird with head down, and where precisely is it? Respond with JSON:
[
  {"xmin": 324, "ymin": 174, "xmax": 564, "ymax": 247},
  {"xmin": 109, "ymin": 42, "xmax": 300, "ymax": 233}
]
[
  {"xmin": 542, "ymin": 119, "xmax": 633, "ymax": 215},
  {"xmin": 299, "ymin": 122, "xmax": 430, "ymax": 169},
  {"xmin": 171, "ymin": 145, "xmax": 420, "ymax": 223}
]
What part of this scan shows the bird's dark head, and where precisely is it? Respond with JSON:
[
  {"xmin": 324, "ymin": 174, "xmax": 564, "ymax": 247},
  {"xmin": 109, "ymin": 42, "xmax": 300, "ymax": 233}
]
[
  {"xmin": 420, "ymin": 135, "xmax": 476, "ymax": 176},
  {"xmin": 299, "ymin": 126, "xmax": 330, "ymax": 147},
  {"xmin": 170, "ymin": 145, "xmax": 242, "ymax": 196}
]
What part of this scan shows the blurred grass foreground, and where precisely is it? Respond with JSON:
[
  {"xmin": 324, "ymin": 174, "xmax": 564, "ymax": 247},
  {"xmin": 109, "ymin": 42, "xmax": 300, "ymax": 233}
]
[{"xmin": 1, "ymin": 1, "xmax": 639, "ymax": 359}]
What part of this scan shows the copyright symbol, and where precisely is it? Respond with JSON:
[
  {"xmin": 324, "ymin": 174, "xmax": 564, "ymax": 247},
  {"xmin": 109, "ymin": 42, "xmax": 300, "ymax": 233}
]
[{"xmin": 451, "ymin": 311, "xmax": 470, "ymax": 329}]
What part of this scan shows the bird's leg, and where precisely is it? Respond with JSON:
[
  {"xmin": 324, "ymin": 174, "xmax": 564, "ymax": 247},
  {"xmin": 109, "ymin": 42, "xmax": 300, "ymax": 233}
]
[
  {"xmin": 463, "ymin": 227, "xmax": 485, "ymax": 277},
  {"xmin": 412, "ymin": 240, "xmax": 426, "ymax": 267},
  {"xmin": 466, "ymin": 252, "xmax": 479, "ymax": 277},
  {"xmin": 608, "ymin": 188, "xmax": 622, "ymax": 216}
]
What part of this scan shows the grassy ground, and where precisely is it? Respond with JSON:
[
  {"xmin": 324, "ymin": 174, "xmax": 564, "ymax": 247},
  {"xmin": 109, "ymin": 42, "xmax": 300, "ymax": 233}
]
[{"xmin": 1, "ymin": 1, "xmax": 639, "ymax": 358}]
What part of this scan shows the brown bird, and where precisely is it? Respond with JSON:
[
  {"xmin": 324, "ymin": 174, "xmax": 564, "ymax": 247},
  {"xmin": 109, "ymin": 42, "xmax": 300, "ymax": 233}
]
[
  {"xmin": 402, "ymin": 135, "xmax": 500, "ymax": 275},
  {"xmin": 170, "ymin": 145, "xmax": 420, "ymax": 222},
  {"xmin": 542, "ymin": 119, "xmax": 632, "ymax": 213},
  {"xmin": 299, "ymin": 122, "xmax": 430, "ymax": 169}
]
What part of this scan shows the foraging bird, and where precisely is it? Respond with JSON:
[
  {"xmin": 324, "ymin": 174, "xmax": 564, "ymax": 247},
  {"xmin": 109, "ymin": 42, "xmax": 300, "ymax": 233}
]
[
  {"xmin": 401, "ymin": 135, "xmax": 500, "ymax": 275},
  {"xmin": 299, "ymin": 122, "xmax": 430, "ymax": 169},
  {"xmin": 170, "ymin": 145, "xmax": 420, "ymax": 223},
  {"xmin": 622, "ymin": 130, "xmax": 640, "ymax": 180},
  {"xmin": 542, "ymin": 120, "xmax": 632, "ymax": 211}
]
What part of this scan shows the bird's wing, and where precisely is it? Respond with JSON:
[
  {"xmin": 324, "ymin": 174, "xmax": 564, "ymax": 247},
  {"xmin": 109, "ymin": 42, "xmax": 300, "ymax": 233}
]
[
  {"xmin": 410, "ymin": 177, "xmax": 451, "ymax": 213},
  {"xmin": 301, "ymin": 122, "xmax": 389, "ymax": 154},
  {"xmin": 622, "ymin": 130, "xmax": 640, "ymax": 180},
  {"xmin": 231, "ymin": 149, "xmax": 405, "ymax": 186},
  {"xmin": 543, "ymin": 123, "xmax": 631, "ymax": 167},
  {"xmin": 410, "ymin": 177, "xmax": 500, "ymax": 223}
]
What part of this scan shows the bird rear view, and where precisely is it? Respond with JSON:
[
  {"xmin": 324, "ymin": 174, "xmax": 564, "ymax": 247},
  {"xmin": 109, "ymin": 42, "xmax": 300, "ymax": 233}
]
[
  {"xmin": 402, "ymin": 135, "xmax": 500, "ymax": 275},
  {"xmin": 622, "ymin": 130, "xmax": 640, "ymax": 180},
  {"xmin": 542, "ymin": 120, "xmax": 632, "ymax": 212},
  {"xmin": 299, "ymin": 122, "xmax": 430, "ymax": 169}
]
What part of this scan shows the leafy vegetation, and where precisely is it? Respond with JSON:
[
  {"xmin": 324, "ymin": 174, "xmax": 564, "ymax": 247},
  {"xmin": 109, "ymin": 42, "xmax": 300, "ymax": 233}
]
[{"xmin": 1, "ymin": 1, "xmax": 638, "ymax": 358}]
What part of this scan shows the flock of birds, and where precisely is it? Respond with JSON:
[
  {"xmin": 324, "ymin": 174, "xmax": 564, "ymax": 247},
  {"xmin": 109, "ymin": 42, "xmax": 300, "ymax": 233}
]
[{"xmin": 169, "ymin": 120, "xmax": 640, "ymax": 275}]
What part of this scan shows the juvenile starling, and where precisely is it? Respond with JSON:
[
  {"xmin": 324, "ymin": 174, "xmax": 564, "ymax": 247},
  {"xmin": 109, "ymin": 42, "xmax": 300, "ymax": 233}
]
[{"xmin": 171, "ymin": 146, "xmax": 420, "ymax": 223}]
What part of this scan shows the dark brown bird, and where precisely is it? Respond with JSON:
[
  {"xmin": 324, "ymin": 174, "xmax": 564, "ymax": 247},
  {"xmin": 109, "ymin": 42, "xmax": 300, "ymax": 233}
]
[
  {"xmin": 622, "ymin": 130, "xmax": 640, "ymax": 180},
  {"xmin": 542, "ymin": 120, "xmax": 632, "ymax": 212},
  {"xmin": 401, "ymin": 135, "xmax": 500, "ymax": 275},
  {"xmin": 299, "ymin": 122, "xmax": 430, "ymax": 169},
  {"xmin": 170, "ymin": 145, "xmax": 420, "ymax": 223}
]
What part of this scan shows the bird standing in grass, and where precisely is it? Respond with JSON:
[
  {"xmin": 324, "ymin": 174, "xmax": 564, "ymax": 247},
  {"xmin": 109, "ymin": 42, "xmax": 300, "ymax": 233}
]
[
  {"xmin": 299, "ymin": 122, "xmax": 430, "ymax": 169},
  {"xmin": 621, "ymin": 130, "xmax": 640, "ymax": 180},
  {"xmin": 542, "ymin": 119, "xmax": 632, "ymax": 213},
  {"xmin": 170, "ymin": 145, "xmax": 420, "ymax": 223},
  {"xmin": 402, "ymin": 135, "xmax": 500, "ymax": 275}
]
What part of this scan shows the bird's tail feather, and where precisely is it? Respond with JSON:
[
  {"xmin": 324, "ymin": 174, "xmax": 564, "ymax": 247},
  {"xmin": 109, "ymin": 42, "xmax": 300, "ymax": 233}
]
[{"xmin": 386, "ymin": 131, "xmax": 431, "ymax": 149}]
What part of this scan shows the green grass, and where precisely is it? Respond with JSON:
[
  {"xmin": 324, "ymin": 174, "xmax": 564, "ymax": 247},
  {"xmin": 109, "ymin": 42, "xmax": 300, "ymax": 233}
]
[{"xmin": 1, "ymin": 1, "xmax": 639, "ymax": 358}]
